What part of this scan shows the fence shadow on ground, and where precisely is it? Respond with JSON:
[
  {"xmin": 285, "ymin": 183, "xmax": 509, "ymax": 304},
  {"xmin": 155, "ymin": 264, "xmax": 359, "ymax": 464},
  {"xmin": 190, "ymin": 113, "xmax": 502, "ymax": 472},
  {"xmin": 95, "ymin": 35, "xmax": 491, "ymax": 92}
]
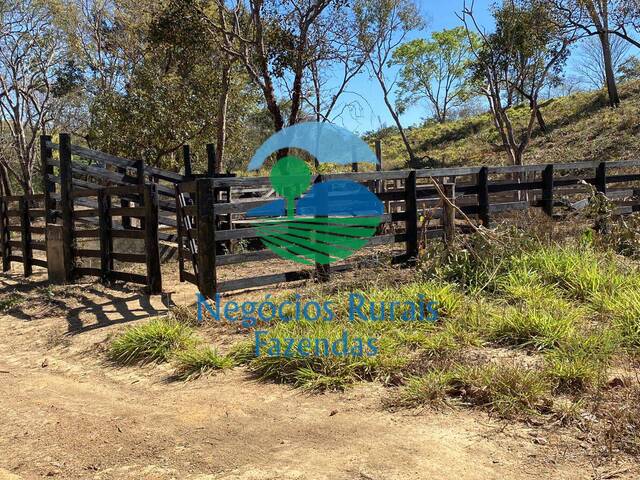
[
  {"xmin": 0, "ymin": 272, "xmax": 168, "ymax": 334},
  {"xmin": 65, "ymin": 290, "xmax": 169, "ymax": 335}
]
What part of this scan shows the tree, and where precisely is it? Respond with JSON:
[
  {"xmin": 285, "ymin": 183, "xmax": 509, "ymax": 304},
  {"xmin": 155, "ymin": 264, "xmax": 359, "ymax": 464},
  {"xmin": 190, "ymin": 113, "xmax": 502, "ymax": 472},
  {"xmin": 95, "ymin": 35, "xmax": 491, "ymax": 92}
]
[
  {"xmin": 355, "ymin": 0, "xmax": 423, "ymax": 166},
  {"xmin": 462, "ymin": 0, "xmax": 574, "ymax": 167},
  {"xmin": 576, "ymin": 34, "xmax": 630, "ymax": 89},
  {"xmin": 551, "ymin": 0, "xmax": 634, "ymax": 107},
  {"xmin": 390, "ymin": 27, "xmax": 477, "ymax": 124},
  {"xmin": 0, "ymin": 0, "xmax": 66, "ymax": 194},
  {"xmin": 618, "ymin": 55, "xmax": 640, "ymax": 81},
  {"xmin": 198, "ymin": 0, "xmax": 343, "ymax": 133},
  {"xmin": 305, "ymin": 5, "xmax": 371, "ymax": 124}
]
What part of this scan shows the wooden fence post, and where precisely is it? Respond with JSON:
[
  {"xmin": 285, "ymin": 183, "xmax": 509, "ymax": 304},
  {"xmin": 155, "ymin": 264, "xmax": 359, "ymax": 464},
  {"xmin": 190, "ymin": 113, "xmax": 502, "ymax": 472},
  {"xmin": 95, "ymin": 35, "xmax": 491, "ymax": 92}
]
[
  {"xmin": 374, "ymin": 139, "xmax": 383, "ymax": 193},
  {"xmin": 442, "ymin": 182, "xmax": 455, "ymax": 247},
  {"xmin": 477, "ymin": 166, "xmax": 490, "ymax": 227},
  {"xmin": 0, "ymin": 198, "xmax": 8, "ymax": 272},
  {"xmin": 542, "ymin": 164, "xmax": 554, "ymax": 217},
  {"xmin": 596, "ymin": 162, "xmax": 607, "ymax": 194},
  {"xmin": 351, "ymin": 144, "xmax": 358, "ymax": 173},
  {"xmin": 19, "ymin": 197, "xmax": 32, "ymax": 277},
  {"xmin": 206, "ymin": 143, "xmax": 217, "ymax": 176},
  {"xmin": 59, "ymin": 133, "xmax": 75, "ymax": 282},
  {"xmin": 175, "ymin": 185, "xmax": 185, "ymax": 282},
  {"xmin": 98, "ymin": 189, "xmax": 113, "ymax": 284},
  {"xmin": 196, "ymin": 178, "xmax": 216, "ymax": 299},
  {"xmin": 314, "ymin": 174, "xmax": 330, "ymax": 282},
  {"xmin": 135, "ymin": 159, "xmax": 145, "ymax": 230},
  {"xmin": 144, "ymin": 183, "xmax": 162, "ymax": 294},
  {"xmin": 375, "ymin": 140, "xmax": 382, "ymax": 171},
  {"xmin": 404, "ymin": 170, "xmax": 418, "ymax": 262},
  {"xmin": 40, "ymin": 135, "xmax": 55, "ymax": 224},
  {"xmin": 183, "ymin": 145, "xmax": 192, "ymax": 179}
]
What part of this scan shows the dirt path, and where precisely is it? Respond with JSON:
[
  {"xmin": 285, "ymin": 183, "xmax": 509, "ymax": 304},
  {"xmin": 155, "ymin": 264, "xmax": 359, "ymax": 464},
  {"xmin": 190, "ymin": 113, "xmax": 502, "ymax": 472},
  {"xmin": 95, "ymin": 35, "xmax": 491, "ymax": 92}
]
[{"xmin": 0, "ymin": 273, "xmax": 637, "ymax": 480}]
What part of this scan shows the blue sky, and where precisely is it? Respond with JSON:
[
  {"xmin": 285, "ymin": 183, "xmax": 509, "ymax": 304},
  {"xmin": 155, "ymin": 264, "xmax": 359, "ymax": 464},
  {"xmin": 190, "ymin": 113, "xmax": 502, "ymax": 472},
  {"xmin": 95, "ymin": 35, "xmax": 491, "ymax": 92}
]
[{"xmin": 336, "ymin": 0, "xmax": 495, "ymax": 133}]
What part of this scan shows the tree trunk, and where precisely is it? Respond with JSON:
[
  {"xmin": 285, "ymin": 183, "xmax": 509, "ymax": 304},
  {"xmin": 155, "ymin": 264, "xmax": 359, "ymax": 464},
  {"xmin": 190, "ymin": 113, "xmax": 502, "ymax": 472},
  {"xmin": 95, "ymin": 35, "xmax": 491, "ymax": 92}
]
[
  {"xmin": 215, "ymin": 64, "xmax": 231, "ymax": 174},
  {"xmin": 0, "ymin": 163, "xmax": 12, "ymax": 197},
  {"xmin": 530, "ymin": 98, "xmax": 547, "ymax": 133},
  {"xmin": 599, "ymin": 31, "xmax": 621, "ymax": 107},
  {"xmin": 378, "ymin": 79, "xmax": 416, "ymax": 167}
]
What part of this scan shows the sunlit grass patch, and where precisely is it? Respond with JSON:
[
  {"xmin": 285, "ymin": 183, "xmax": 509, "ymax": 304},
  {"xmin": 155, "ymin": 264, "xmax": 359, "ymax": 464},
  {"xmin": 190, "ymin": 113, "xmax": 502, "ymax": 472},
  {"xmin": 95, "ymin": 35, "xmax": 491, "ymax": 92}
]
[
  {"xmin": 247, "ymin": 318, "xmax": 412, "ymax": 390},
  {"xmin": 109, "ymin": 318, "xmax": 198, "ymax": 365},
  {"xmin": 592, "ymin": 286, "xmax": 640, "ymax": 350},
  {"xmin": 394, "ymin": 363, "xmax": 551, "ymax": 418},
  {"xmin": 449, "ymin": 364, "xmax": 551, "ymax": 418},
  {"xmin": 543, "ymin": 331, "xmax": 617, "ymax": 393},
  {"xmin": 510, "ymin": 246, "xmax": 624, "ymax": 301},
  {"xmin": 172, "ymin": 346, "xmax": 233, "ymax": 380},
  {"xmin": 393, "ymin": 370, "xmax": 456, "ymax": 408},
  {"xmin": 487, "ymin": 305, "xmax": 580, "ymax": 351}
]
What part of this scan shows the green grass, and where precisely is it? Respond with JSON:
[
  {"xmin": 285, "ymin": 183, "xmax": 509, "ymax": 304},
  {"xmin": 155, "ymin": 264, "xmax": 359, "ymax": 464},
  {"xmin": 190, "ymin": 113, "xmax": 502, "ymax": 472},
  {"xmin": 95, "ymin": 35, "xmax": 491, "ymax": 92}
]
[
  {"xmin": 109, "ymin": 227, "xmax": 640, "ymax": 434},
  {"xmin": 109, "ymin": 318, "xmax": 198, "ymax": 364},
  {"xmin": 394, "ymin": 370, "xmax": 456, "ymax": 407},
  {"xmin": 543, "ymin": 331, "xmax": 617, "ymax": 393},
  {"xmin": 172, "ymin": 346, "xmax": 233, "ymax": 380},
  {"xmin": 487, "ymin": 306, "xmax": 579, "ymax": 351},
  {"xmin": 593, "ymin": 285, "xmax": 640, "ymax": 350}
]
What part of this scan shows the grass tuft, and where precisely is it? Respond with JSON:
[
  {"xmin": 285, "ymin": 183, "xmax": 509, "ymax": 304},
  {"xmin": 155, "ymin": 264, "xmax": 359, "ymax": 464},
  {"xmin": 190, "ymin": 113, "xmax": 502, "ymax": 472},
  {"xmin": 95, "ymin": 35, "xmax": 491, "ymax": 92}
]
[
  {"xmin": 109, "ymin": 318, "xmax": 197, "ymax": 365},
  {"xmin": 172, "ymin": 346, "xmax": 233, "ymax": 380},
  {"xmin": 543, "ymin": 331, "xmax": 617, "ymax": 393},
  {"xmin": 487, "ymin": 306, "xmax": 579, "ymax": 351},
  {"xmin": 394, "ymin": 363, "xmax": 551, "ymax": 418}
]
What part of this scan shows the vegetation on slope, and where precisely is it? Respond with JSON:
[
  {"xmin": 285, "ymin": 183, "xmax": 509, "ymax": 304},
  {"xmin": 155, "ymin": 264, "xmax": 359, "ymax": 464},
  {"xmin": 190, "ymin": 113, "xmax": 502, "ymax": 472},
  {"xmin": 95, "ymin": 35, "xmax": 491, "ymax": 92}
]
[{"xmin": 368, "ymin": 81, "xmax": 640, "ymax": 170}]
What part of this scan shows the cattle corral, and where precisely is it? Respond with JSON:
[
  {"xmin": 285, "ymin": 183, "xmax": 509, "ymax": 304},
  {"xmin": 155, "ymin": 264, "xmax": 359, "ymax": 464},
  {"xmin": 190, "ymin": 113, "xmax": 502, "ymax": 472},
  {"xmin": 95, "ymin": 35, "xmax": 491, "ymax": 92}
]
[{"xmin": 1, "ymin": 133, "xmax": 640, "ymax": 296}]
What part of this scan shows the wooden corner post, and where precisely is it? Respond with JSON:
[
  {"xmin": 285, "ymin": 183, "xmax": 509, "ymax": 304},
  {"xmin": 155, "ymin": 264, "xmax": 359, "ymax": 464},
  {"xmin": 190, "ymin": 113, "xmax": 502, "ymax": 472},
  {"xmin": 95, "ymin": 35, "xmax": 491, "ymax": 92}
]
[
  {"xmin": 59, "ymin": 133, "xmax": 75, "ymax": 282},
  {"xmin": 314, "ymin": 174, "xmax": 330, "ymax": 282},
  {"xmin": 196, "ymin": 178, "xmax": 216, "ymax": 299},
  {"xmin": 183, "ymin": 145, "xmax": 193, "ymax": 179},
  {"xmin": 206, "ymin": 143, "xmax": 217, "ymax": 176},
  {"xmin": 0, "ymin": 198, "xmax": 10, "ymax": 272},
  {"xmin": 404, "ymin": 170, "xmax": 418, "ymax": 262},
  {"xmin": 40, "ymin": 135, "xmax": 55, "ymax": 224},
  {"xmin": 144, "ymin": 183, "xmax": 162, "ymax": 294}
]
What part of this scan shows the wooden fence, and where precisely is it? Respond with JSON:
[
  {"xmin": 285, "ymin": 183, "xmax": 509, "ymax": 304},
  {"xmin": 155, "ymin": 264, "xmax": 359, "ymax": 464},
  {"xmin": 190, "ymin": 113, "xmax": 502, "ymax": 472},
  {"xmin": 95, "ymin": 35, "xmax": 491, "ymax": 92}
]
[
  {"xmin": 0, "ymin": 193, "xmax": 48, "ymax": 276},
  {"xmin": 177, "ymin": 158, "xmax": 640, "ymax": 298},
  {"xmin": 70, "ymin": 184, "xmax": 162, "ymax": 292},
  {"xmin": 2, "ymin": 132, "xmax": 640, "ymax": 297}
]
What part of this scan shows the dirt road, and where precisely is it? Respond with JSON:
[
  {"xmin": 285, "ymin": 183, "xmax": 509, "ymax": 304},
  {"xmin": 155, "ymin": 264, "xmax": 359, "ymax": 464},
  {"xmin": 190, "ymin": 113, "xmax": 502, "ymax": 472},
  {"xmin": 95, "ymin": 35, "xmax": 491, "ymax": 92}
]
[{"xmin": 0, "ymin": 273, "xmax": 636, "ymax": 480}]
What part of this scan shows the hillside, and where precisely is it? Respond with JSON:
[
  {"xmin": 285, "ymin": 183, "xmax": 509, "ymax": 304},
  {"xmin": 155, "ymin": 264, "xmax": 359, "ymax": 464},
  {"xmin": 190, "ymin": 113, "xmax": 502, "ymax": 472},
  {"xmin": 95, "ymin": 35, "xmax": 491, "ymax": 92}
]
[{"xmin": 371, "ymin": 80, "xmax": 640, "ymax": 170}]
